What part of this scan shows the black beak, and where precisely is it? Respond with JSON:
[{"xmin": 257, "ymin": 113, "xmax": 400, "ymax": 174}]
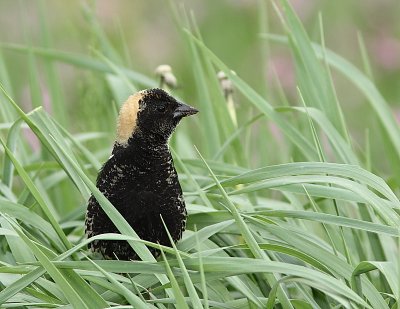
[{"xmin": 173, "ymin": 102, "xmax": 199, "ymax": 119}]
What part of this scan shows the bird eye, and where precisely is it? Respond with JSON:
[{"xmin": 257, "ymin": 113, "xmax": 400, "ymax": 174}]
[{"xmin": 157, "ymin": 105, "xmax": 167, "ymax": 113}]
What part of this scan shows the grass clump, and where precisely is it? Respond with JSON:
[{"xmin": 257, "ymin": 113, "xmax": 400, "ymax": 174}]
[{"xmin": 0, "ymin": 1, "xmax": 399, "ymax": 308}]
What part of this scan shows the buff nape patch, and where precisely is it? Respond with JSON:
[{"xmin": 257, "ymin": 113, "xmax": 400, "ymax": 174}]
[{"xmin": 116, "ymin": 91, "xmax": 145, "ymax": 145}]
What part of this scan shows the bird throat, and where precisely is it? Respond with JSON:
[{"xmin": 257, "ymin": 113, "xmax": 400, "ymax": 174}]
[{"xmin": 113, "ymin": 130, "xmax": 171, "ymax": 161}]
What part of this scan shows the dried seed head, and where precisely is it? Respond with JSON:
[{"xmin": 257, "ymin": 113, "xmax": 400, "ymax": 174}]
[
  {"xmin": 155, "ymin": 64, "xmax": 172, "ymax": 75},
  {"xmin": 217, "ymin": 71, "xmax": 237, "ymax": 127},
  {"xmin": 217, "ymin": 71, "xmax": 234, "ymax": 97},
  {"xmin": 155, "ymin": 64, "xmax": 177, "ymax": 89}
]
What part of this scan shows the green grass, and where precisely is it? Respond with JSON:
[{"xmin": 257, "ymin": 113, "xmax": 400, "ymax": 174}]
[{"xmin": 0, "ymin": 1, "xmax": 399, "ymax": 308}]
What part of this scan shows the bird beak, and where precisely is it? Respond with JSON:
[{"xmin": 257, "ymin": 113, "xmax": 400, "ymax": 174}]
[{"xmin": 173, "ymin": 102, "xmax": 199, "ymax": 119}]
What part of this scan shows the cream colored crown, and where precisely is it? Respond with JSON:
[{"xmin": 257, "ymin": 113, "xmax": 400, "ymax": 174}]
[{"xmin": 116, "ymin": 91, "xmax": 146, "ymax": 145}]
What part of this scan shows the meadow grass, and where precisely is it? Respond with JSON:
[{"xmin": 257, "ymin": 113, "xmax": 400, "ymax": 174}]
[{"xmin": 0, "ymin": 1, "xmax": 399, "ymax": 308}]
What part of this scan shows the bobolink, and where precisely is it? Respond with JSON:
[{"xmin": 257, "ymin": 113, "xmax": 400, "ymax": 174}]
[{"xmin": 85, "ymin": 88, "xmax": 198, "ymax": 260}]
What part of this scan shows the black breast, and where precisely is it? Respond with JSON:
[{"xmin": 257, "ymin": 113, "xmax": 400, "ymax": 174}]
[{"xmin": 85, "ymin": 144, "xmax": 186, "ymax": 260}]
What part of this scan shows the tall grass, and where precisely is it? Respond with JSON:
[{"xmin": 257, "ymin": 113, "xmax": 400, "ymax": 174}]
[{"xmin": 0, "ymin": 1, "xmax": 399, "ymax": 308}]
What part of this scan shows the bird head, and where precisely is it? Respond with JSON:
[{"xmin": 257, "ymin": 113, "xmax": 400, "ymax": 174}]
[{"xmin": 116, "ymin": 88, "xmax": 198, "ymax": 146}]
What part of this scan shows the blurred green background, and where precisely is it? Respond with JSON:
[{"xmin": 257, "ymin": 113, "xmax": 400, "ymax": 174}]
[
  {"xmin": 1, "ymin": 2, "xmax": 400, "ymax": 307},
  {"xmin": 1, "ymin": 0, "xmax": 400, "ymax": 210},
  {"xmin": 1, "ymin": 0, "xmax": 399, "ymax": 145}
]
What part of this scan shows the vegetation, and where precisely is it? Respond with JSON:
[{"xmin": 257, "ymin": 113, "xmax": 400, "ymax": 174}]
[{"xmin": 0, "ymin": 1, "xmax": 399, "ymax": 308}]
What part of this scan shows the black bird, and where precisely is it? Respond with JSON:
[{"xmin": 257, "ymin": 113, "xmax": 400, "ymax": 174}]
[{"xmin": 85, "ymin": 88, "xmax": 198, "ymax": 260}]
